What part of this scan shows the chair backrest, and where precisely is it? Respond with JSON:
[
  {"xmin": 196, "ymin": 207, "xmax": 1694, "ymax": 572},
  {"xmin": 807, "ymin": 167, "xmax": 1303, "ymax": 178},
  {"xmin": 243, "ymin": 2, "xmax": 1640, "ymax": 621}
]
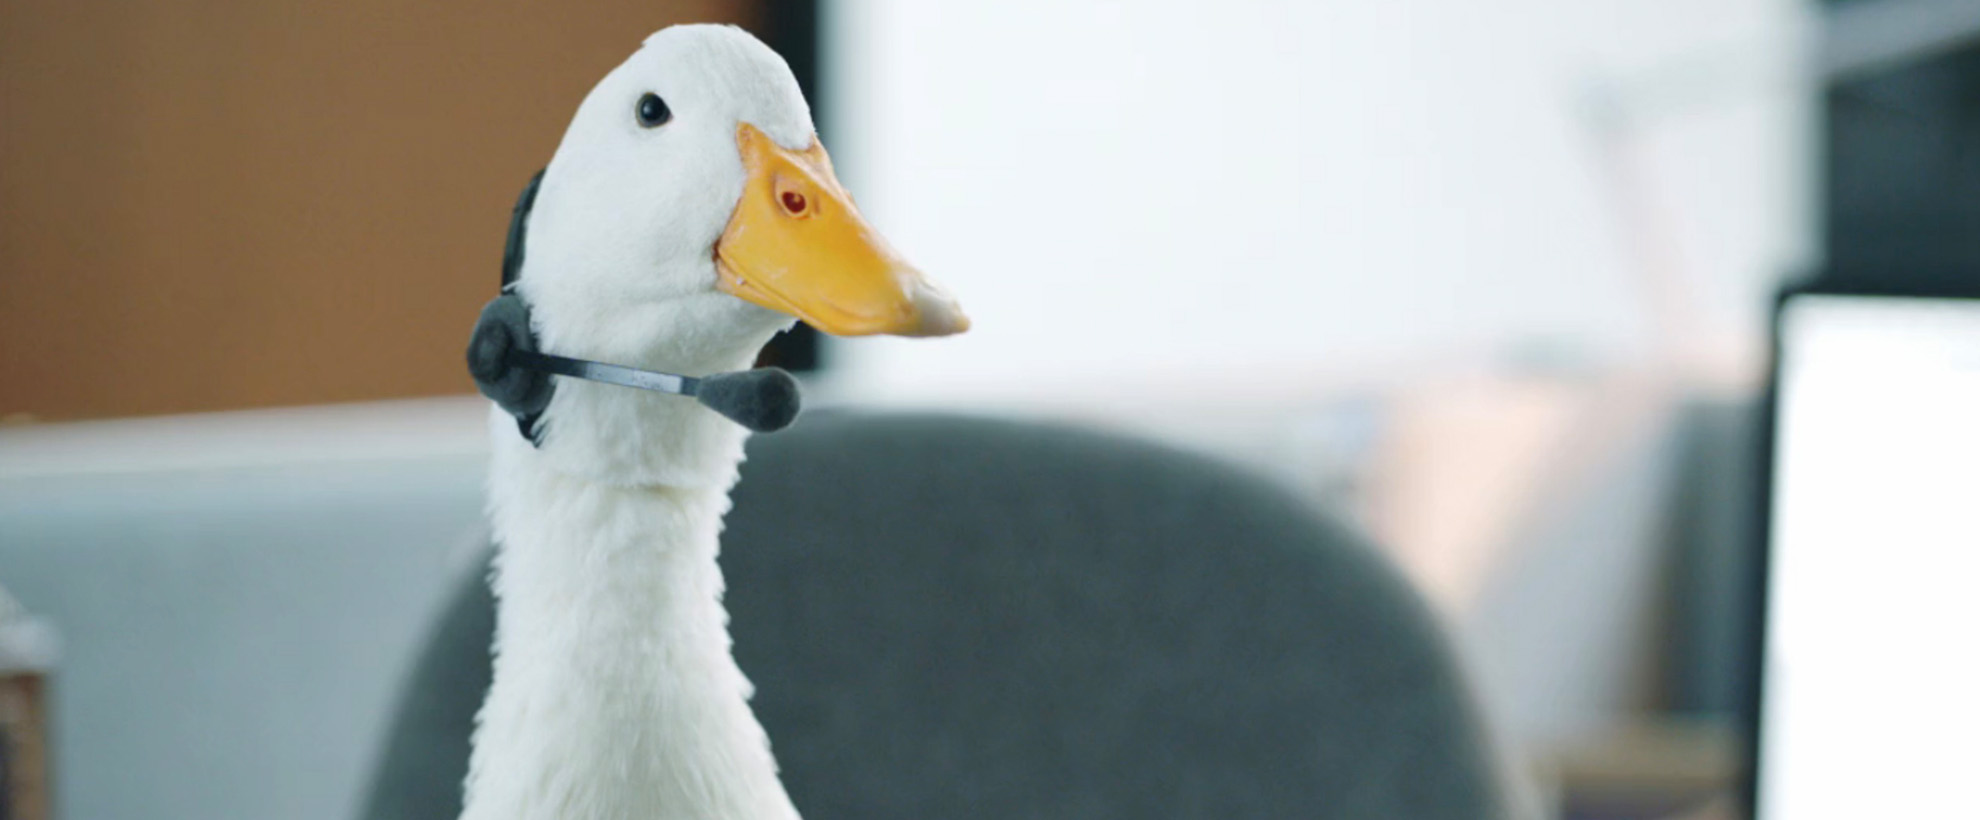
[{"xmin": 364, "ymin": 413, "xmax": 1509, "ymax": 819}]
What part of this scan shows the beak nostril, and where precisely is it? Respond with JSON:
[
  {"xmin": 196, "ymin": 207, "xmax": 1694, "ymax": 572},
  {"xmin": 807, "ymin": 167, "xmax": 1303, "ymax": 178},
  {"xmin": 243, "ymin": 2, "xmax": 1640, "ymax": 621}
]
[{"xmin": 780, "ymin": 190, "xmax": 807, "ymax": 215}]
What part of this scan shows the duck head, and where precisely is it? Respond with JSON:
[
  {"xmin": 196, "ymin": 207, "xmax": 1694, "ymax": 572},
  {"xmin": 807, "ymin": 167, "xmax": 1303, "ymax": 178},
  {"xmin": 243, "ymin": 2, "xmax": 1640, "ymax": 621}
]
[{"xmin": 503, "ymin": 24, "xmax": 966, "ymax": 486}]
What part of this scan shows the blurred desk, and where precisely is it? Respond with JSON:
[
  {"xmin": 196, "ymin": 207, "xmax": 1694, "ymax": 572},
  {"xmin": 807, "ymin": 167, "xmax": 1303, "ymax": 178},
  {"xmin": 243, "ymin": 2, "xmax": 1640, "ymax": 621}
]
[{"xmin": 1541, "ymin": 719, "xmax": 1742, "ymax": 820}]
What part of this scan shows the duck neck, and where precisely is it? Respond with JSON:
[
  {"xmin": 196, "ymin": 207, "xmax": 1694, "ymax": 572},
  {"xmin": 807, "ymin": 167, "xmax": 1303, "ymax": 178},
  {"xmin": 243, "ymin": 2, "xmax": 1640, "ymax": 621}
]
[{"xmin": 462, "ymin": 425, "xmax": 799, "ymax": 820}]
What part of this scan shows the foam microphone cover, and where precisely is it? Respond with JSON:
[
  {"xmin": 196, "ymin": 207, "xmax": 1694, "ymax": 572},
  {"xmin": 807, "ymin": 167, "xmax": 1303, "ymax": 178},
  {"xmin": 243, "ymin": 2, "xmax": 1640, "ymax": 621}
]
[
  {"xmin": 695, "ymin": 368, "xmax": 802, "ymax": 433},
  {"xmin": 468, "ymin": 295, "xmax": 554, "ymax": 420}
]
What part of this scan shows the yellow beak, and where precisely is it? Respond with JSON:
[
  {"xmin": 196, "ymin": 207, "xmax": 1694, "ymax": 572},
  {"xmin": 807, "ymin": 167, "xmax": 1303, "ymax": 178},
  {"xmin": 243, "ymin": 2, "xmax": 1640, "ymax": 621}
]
[{"xmin": 714, "ymin": 123, "xmax": 969, "ymax": 337}]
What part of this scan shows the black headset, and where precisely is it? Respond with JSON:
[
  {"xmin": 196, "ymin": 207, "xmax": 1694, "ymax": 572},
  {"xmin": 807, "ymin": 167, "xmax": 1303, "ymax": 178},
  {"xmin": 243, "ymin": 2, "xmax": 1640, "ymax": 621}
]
[{"xmin": 466, "ymin": 170, "xmax": 803, "ymax": 446}]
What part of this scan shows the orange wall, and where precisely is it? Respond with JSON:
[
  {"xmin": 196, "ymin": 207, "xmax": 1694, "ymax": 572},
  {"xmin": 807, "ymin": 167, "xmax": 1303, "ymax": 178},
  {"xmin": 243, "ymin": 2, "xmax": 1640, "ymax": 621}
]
[{"xmin": 0, "ymin": 0, "xmax": 760, "ymax": 421}]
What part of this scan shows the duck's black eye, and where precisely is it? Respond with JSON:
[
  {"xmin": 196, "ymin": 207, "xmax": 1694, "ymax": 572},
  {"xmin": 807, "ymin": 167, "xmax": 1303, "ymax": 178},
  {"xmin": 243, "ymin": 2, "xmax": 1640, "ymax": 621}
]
[{"xmin": 635, "ymin": 93, "xmax": 671, "ymax": 128}]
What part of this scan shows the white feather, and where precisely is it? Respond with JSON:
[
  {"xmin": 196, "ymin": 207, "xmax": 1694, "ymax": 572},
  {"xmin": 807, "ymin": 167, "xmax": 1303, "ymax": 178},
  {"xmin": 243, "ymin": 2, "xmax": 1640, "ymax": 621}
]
[{"xmin": 463, "ymin": 24, "xmax": 814, "ymax": 820}]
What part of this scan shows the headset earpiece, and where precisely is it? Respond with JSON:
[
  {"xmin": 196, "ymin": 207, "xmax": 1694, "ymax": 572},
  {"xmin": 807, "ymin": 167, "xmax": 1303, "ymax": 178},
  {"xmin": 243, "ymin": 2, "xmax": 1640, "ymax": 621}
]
[
  {"xmin": 502, "ymin": 170, "xmax": 546, "ymax": 290},
  {"xmin": 472, "ymin": 169, "xmax": 555, "ymax": 443}
]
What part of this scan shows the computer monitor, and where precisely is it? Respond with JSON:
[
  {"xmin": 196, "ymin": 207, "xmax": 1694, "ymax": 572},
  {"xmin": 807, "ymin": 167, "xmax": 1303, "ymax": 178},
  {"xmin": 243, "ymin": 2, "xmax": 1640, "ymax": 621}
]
[{"xmin": 1753, "ymin": 280, "xmax": 1980, "ymax": 818}]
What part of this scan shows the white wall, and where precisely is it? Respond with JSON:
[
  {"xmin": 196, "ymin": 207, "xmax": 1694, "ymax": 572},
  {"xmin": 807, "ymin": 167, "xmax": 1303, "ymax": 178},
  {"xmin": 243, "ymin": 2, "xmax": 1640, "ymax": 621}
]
[{"xmin": 821, "ymin": 0, "xmax": 1815, "ymax": 404}]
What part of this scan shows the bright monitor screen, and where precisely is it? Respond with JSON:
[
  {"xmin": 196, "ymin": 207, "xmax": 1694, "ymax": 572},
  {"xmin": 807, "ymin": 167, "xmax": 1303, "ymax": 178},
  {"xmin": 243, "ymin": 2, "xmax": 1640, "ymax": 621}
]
[{"xmin": 1758, "ymin": 293, "xmax": 1980, "ymax": 819}]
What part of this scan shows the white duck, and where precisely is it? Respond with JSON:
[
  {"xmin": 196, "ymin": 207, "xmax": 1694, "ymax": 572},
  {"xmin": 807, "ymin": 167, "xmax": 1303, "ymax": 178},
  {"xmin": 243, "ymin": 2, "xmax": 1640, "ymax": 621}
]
[{"xmin": 463, "ymin": 24, "xmax": 966, "ymax": 820}]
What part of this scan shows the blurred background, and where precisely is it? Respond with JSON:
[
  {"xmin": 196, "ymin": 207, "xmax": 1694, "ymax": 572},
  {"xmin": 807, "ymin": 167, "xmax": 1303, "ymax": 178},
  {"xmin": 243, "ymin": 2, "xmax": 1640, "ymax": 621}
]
[{"xmin": 1, "ymin": 0, "xmax": 1976, "ymax": 818}]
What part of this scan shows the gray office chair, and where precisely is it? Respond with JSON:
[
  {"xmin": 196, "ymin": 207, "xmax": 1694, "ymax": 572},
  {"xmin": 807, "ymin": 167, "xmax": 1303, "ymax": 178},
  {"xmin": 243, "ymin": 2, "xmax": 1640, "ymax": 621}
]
[{"xmin": 362, "ymin": 413, "xmax": 1509, "ymax": 819}]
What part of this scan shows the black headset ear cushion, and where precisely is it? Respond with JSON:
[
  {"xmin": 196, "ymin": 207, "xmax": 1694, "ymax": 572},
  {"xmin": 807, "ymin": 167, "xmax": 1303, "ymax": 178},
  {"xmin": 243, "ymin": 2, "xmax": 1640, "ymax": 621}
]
[{"xmin": 467, "ymin": 293, "xmax": 554, "ymax": 420}]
